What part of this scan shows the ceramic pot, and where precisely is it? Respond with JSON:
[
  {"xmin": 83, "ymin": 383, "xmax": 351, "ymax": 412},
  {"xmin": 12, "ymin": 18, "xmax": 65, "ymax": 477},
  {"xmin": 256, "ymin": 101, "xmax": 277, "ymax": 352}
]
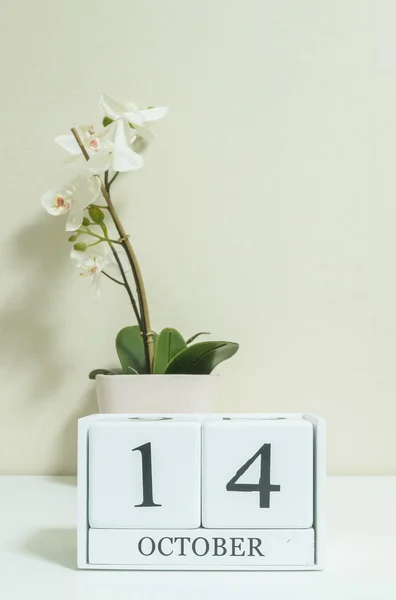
[{"xmin": 96, "ymin": 374, "xmax": 219, "ymax": 414}]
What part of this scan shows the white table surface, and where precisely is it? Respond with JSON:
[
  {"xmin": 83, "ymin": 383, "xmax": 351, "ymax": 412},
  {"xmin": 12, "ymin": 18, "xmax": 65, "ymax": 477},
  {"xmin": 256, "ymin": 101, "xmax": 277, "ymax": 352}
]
[{"xmin": 0, "ymin": 476, "xmax": 395, "ymax": 599}]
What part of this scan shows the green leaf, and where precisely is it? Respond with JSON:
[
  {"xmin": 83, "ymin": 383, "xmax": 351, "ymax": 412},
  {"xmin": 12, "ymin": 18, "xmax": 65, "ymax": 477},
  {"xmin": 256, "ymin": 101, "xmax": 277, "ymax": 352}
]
[
  {"xmin": 186, "ymin": 331, "xmax": 210, "ymax": 345},
  {"xmin": 88, "ymin": 368, "xmax": 123, "ymax": 380},
  {"xmin": 116, "ymin": 326, "xmax": 146, "ymax": 374},
  {"xmin": 73, "ymin": 242, "xmax": 87, "ymax": 252},
  {"xmin": 103, "ymin": 116, "xmax": 114, "ymax": 127},
  {"xmin": 89, "ymin": 205, "xmax": 105, "ymax": 223},
  {"xmin": 165, "ymin": 341, "xmax": 239, "ymax": 375},
  {"xmin": 154, "ymin": 328, "xmax": 187, "ymax": 374}
]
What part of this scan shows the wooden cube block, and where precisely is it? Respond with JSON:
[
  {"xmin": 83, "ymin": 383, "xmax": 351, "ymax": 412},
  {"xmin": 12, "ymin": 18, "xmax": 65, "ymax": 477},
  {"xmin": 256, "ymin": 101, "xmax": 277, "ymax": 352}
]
[
  {"xmin": 88, "ymin": 416, "xmax": 201, "ymax": 529},
  {"xmin": 202, "ymin": 417, "xmax": 313, "ymax": 529}
]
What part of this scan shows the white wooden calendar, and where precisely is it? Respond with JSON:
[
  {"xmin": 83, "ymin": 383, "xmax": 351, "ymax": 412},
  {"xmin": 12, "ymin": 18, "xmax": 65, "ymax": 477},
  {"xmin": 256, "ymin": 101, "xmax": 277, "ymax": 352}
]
[{"xmin": 77, "ymin": 413, "xmax": 326, "ymax": 570}]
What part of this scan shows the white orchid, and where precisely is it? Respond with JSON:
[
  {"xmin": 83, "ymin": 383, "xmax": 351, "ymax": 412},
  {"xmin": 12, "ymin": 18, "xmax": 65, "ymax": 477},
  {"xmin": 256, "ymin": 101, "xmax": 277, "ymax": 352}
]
[
  {"xmin": 89, "ymin": 119, "xmax": 145, "ymax": 174},
  {"xmin": 70, "ymin": 244, "xmax": 129, "ymax": 296},
  {"xmin": 99, "ymin": 94, "xmax": 168, "ymax": 170},
  {"xmin": 100, "ymin": 94, "xmax": 168, "ymax": 127},
  {"xmin": 55, "ymin": 124, "xmax": 113, "ymax": 174},
  {"xmin": 53, "ymin": 95, "xmax": 167, "ymax": 176},
  {"xmin": 55, "ymin": 121, "xmax": 144, "ymax": 174},
  {"xmin": 41, "ymin": 172, "xmax": 101, "ymax": 231},
  {"xmin": 55, "ymin": 125, "xmax": 104, "ymax": 158}
]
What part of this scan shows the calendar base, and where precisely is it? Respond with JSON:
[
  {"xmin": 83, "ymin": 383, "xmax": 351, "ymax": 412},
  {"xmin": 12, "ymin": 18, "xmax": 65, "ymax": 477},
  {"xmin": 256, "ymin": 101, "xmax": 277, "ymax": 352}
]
[{"xmin": 87, "ymin": 527, "xmax": 315, "ymax": 570}]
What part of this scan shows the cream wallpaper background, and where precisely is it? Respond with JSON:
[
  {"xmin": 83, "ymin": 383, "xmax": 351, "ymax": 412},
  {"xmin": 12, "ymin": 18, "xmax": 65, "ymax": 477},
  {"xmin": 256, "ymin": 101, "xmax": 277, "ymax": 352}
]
[{"xmin": 0, "ymin": 0, "xmax": 395, "ymax": 475}]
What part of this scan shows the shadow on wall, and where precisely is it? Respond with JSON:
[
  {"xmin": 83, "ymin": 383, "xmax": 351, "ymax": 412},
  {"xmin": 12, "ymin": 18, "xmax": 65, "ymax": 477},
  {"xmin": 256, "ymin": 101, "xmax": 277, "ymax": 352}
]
[
  {"xmin": 0, "ymin": 214, "xmax": 97, "ymax": 473},
  {"xmin": 0, "ymin": 214, "xmax": 68, "ymax": 397},
  {"xmin": 57, "ymin": 386, "xmax": 97, "ymax": 475}
]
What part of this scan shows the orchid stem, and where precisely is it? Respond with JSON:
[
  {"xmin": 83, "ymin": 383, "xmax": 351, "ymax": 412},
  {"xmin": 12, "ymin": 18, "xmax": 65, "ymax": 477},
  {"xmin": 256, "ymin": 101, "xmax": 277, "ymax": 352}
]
[
  {"xmin": 86, "ymin": 240, "xmax": 103, "ymax": 248},
  {"xmin": 107, "ymin": 239, "xmax": 142, "ymax": 327},
  {"xmin": 102, "ymin": 271, "xmax": 124, "ymax": 286},
  {"xmin": 97, "ymin": 221, "xmax": 142, "ymax": 328},
  {"xmin": 71, "ymin": 127, "xmax": 154, "ymax": 373},
  {"xmin": 108, "ymin": 172, "xmax": 120, "ymax": 190},
  {"xmin": 80, "ymin": 228, "xmax": 121, "ymax": 244}
]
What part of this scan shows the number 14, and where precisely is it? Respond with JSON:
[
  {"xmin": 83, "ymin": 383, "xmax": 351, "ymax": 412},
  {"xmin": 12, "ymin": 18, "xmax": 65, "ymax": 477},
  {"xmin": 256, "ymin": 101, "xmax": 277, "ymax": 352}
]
[{"xmin": 133, "ymin": 441, "xmax": 281, "ymax": 509}]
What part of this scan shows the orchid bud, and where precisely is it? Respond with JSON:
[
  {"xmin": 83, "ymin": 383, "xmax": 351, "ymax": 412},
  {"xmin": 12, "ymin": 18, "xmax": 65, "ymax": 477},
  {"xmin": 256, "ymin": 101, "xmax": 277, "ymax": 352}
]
[
  {"xmin": 74, "ymin": 242, "xmax": 87, "ymax": 252},
  {"xmin": 82, "ymin": 217, "xmax": 91, "ymax": 226},
  {"xmin": 68, "ymin": 235, "xmax": 78, "ymax": 242},
  {"xmin": 89, "ymin": 206, "xmax": 105, "ymax": 223}
]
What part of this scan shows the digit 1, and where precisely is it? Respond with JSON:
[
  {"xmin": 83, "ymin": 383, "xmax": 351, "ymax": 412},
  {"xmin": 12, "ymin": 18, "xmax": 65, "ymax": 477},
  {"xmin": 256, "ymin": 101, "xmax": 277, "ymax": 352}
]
[{"xmin": 132, "ymin": 442, "xmax": 161, "ymax": 507}]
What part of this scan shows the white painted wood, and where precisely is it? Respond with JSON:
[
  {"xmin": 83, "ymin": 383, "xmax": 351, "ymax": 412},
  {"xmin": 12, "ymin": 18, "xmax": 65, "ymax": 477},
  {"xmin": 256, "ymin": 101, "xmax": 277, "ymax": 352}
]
[
  {"xmin": 77, "ymin": 413, "xmax": 326, "ymax": 570},
  {"xmin": 77, "ymin": 416, "xmax": 90, "ymax": 568},
  {"xmin": 202, "ymin": 417, "xmax": 314, "ymax": 529},
  {"xmin": 88, "ymin": 418, "xmax": 201, "ymax": 528},
  {"xmin": 303, "ymin": 413, "xmax": 326, "ymax": 569},
  {"xmin": 88, "ymin": 528, "xmax": 314, "ymax": 567},
  {"xmin": 96, "ymin": 374, "xmax": 219, "ymax": 413}
]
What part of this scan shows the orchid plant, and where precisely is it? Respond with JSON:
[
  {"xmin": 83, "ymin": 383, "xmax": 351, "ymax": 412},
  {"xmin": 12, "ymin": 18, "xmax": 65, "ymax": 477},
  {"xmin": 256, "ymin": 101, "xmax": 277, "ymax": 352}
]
[{"xmin": 42, "ymin": 94, "xmax": 239, "ymax": 376}]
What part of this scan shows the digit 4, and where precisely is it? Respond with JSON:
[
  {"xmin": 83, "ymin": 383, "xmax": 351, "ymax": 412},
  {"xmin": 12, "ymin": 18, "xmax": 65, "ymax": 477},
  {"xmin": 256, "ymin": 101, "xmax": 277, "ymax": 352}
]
[{"xmin": 226, "ymin": 443, "xmax": 281, "ymax": 508}]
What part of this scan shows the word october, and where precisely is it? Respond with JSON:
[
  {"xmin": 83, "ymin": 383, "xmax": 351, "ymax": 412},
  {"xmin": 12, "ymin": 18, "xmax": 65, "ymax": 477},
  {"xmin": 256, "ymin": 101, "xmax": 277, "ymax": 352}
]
[{"xmin": 138, "ymin": 535, "xmax": 265, "ymax": 558}]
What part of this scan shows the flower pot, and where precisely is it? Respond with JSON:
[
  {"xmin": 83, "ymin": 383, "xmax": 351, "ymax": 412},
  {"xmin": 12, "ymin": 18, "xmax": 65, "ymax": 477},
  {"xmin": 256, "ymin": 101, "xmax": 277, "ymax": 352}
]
[{"xmin": 96, "ymin": 374, "xmax": 219, "ymax": 414}]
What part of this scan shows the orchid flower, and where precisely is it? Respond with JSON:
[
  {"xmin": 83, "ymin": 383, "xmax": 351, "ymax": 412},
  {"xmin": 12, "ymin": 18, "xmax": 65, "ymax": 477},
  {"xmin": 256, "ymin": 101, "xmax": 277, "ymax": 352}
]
[
  {"xmin": 55, "ymin": 124, "xmax": 110, "ymax": 160},
  {"xmin": 99, "ymin": 94, "xmax": 168, "ymax": 169},
  {"xmin": 70, "ymin": 244, "xmax": 129, "ymax": 296},
  {"xmin": 89, "ymin": 119, "xmax": 145, "ymax": 173},
  {"xmin": 41, "ymin": 172, "xmax": 101, "ymax": 231},
  {"xmin": 55, "ymin": 125, "xmax": 112, "ymax": 174},
  {"xmin": 100, "ymin": 94, "xmax": 168, "ymax": 127},
  {"xmin": 55, "ymin": 122, "xmax": 144, "ymax": 174}
]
